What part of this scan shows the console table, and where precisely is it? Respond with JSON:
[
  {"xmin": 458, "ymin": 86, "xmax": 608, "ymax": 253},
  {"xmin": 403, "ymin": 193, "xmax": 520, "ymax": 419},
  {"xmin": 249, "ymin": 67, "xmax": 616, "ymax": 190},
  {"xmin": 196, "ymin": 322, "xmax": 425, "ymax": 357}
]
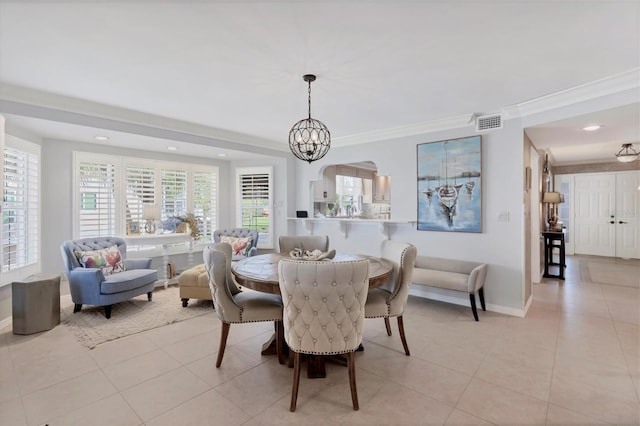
[
  {"xmin": 542, "ymin": 231, "xmax": 565, "ymax": 280},
  {"xmin": 123, "ymin": 234, "xmax": 193, "ymax": 286}
]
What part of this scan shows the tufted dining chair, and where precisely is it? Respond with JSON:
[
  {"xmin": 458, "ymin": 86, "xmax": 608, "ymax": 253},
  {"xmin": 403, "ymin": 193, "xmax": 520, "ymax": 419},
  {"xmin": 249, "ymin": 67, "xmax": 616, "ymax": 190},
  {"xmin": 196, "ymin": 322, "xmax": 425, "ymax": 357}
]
[
  {"xmin": 364, "ymin": 240, "xmax": 417, "ymax": 356},
  {"xmin": 278, "ymin": 258, "xmax": 369, "ymax": 411},
  {"xmin": 214, "ymin": 228, "xmax": 259, "ymax": 261},
  {"xmin": 203, "ymin": 243, "xmax": 284, "ymax": 367},
  {"xmin": 278, "ymin": 235, "xmax": 329, "ymax": 254}
]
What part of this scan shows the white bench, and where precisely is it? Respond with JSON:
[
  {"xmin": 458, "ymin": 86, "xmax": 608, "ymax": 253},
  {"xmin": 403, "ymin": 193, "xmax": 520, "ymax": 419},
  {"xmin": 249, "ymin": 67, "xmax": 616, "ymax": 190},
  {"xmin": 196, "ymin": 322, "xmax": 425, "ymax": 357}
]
[{"xmin": 412, "ymin": 256, "xmax": 488, "ymax": 321}]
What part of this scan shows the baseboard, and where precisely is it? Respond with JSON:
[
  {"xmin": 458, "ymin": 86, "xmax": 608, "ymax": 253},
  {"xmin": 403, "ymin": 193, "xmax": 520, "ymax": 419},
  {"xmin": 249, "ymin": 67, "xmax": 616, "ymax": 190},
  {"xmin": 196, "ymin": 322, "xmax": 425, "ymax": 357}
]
[
  {"xmin": 0, "ymin": 316, "xmax": 12, "ymax": 330},
  {"xmin": 408, "ymin": 286, "xmax": 526, "ymax": 318}
]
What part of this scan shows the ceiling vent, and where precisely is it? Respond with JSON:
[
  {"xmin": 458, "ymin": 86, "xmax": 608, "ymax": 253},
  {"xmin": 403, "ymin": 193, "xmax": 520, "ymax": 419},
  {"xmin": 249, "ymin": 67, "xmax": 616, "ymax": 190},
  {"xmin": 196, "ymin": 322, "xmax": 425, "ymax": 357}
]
[{"xmin": 475, "ymin": 113, "xmax": 503, "ymax": 132}]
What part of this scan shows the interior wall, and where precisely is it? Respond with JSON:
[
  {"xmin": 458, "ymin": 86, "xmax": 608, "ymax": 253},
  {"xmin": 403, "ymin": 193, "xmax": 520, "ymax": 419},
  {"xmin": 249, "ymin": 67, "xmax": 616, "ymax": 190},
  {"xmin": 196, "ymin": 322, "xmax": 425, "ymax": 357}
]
[{"xmin": 292, "ymin": 119, "xmax": 526, "ymax": 314}]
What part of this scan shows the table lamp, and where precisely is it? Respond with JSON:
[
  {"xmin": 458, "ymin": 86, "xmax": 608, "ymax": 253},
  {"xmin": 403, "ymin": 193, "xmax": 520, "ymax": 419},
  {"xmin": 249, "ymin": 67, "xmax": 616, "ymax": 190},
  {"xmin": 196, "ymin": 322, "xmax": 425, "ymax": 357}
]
[
  {"xmin": 142, "ymin": 205, "xmax": 161, "ymax": 234},
  {"xmin": 542, "ymin": 192, "xmax": 564, "ymax": 231}
]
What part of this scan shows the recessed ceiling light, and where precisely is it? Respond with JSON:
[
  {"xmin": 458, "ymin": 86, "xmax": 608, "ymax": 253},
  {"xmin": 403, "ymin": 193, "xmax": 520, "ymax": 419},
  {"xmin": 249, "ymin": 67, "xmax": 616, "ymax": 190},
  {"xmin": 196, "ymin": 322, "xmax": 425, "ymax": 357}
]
[
  {"xmin": 218, "ymin": 153, "xmax": 226, "ymax": 157},
  {"xmin": 167, "ymin": 146, "xmax": 177, "ymax": 151},
  {"xmin": 94, "ymin": 135, "xmax": 109, "ymax": 141},
  {"xmin": 582, "ymin": 125, "xmax": 601, "ymax": 131}
]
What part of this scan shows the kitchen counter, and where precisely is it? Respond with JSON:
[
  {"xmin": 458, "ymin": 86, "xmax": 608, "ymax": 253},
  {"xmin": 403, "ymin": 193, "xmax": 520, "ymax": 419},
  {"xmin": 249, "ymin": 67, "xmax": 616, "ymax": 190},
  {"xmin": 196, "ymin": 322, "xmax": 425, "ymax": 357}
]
[{"xmin": 287, "ymin": 217, "xmax": 414, "ymax": 238}]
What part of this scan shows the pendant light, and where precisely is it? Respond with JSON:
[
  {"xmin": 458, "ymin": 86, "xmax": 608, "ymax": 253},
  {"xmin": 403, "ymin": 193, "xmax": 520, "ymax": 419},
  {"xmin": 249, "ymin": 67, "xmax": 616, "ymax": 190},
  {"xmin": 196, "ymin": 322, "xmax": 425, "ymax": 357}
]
[
  {"xmin": 615, "ymin": 143, "xmax": 639, "ymax": 163},
  {"xmin": 288, "ymin": 74, "xmax": 331, "ymax": 163}
]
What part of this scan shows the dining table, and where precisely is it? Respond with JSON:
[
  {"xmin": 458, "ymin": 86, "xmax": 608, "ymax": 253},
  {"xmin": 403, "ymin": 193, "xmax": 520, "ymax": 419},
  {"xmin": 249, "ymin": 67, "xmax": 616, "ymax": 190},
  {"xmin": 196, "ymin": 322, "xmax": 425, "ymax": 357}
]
[{"xmin": 232, "ymin": 252, "xmax": 394, "ymax": 378}]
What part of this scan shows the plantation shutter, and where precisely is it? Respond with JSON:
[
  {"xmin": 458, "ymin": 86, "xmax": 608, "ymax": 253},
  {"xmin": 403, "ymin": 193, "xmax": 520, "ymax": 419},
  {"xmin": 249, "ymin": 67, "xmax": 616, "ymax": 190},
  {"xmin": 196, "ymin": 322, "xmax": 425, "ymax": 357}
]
[
  {"xmin": 161, "ymin": 169, "xmax": 188, "ymax": 219},
  {"xmin": 78, "ymin": 160, "xmax": 116, "ymax": 237},
  {"xmin": 125, "ymin": 166, "xmax": 156, "ymax": 224},
  {"xmin": 2, "ymin": 147, "xmax": 39, "ymax": 271},
  {"xmin": 193, "ymin": 171, "xmax": 217, "ymax": 240},
  {"xmin": 238, "ymin": 169, "xmax": 272, "ymax": 248}
]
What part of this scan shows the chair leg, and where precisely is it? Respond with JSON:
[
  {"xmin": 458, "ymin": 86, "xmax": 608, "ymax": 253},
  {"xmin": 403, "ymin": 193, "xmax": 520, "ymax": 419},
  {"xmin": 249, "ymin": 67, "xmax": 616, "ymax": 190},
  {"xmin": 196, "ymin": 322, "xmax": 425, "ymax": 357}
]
[
  {"xmin": 276, "ymin": 321, "xmax": 286, "ymax": 365},
  {"xmin": 181, "ymin": 298, "xmax": 189, "ymax": 307},
  {"xmin": 73, "ymin": 304, "xmax": 82, "ymax": 313},
  {"xmin": 104, "ymin": 305, "xmax": 112, "ymax": 319},
  {"xmin": 290, "ymin": 351, "xmax": 301, "ymax": 412},
  {"xmin": 397, "ymin": 316, "xmax": 410, "ymax": 356},
  {"xmin": 147, "ymin": 291, "xmax": 153, "ymax": 301},
  {"xmin": 216, "ymin": 322, "xmax": 230, "ymax": 368},
  {"xmin": 347, "ymin": 351, "xmax": 359, "ymax": 410},
  {"xmin": 478, "ymin": 288, "xmax": 486, "ymax": 311},
  {"xmin": 384, "ymin": 317, "xmax": 392, "ymax": 336},
  {"xmin": 469, "ymin": 294, "xmax": 479, "ymax": 321}
]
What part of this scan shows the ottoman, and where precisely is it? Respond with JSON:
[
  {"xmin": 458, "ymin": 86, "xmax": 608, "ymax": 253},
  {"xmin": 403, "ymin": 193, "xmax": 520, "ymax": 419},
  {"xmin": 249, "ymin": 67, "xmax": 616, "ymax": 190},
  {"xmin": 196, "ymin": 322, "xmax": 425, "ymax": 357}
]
[{"xmin": 178, "ymin": 264, "xmax": 211, "ymax": 306}]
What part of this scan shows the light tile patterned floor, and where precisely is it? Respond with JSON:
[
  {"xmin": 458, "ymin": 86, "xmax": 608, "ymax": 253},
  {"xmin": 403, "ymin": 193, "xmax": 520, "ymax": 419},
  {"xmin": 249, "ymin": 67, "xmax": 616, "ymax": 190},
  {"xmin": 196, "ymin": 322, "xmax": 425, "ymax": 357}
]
[{"xmin": 1, "ymin": 255, "xmax": 638, "ymax": 425}]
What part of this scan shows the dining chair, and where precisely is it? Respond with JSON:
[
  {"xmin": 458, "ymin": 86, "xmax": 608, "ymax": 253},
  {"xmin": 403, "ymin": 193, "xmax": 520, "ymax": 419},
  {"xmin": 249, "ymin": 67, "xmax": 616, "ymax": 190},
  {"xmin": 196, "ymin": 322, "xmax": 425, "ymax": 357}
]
[
  {"xmin": 364, "ymin": 240, "xmax": 417, "ymax": 356},
  {"xmin": 278, "ymin": 258, "xmax": 369, "ymax": 411},
  {"xmin": 203, "ymin": 243, "xmax": 284, "ymax": 367},
  {"xmin": 278, "ymin": 235, "xmax": 329, "ymax": 254}
]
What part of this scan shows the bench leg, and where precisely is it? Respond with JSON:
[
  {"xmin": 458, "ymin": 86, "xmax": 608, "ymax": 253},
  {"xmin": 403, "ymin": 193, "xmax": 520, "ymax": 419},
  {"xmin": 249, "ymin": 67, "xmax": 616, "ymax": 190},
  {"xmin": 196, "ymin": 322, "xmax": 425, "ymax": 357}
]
[
  {"xmin": 469, "ymin": 294, "xmax": 479, "ymax": 321},
  {"xmin": 478, "ymin": 288, "xmax": 486, "ymax": 311}
]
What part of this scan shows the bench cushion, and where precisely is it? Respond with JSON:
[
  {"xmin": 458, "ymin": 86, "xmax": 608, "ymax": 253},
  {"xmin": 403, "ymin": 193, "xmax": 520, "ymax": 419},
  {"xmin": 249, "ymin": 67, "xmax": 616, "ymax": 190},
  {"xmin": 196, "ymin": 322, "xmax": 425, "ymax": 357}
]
[{"xmin": 412, "ymin": 268, "xmax": 470, "ymax": 293}]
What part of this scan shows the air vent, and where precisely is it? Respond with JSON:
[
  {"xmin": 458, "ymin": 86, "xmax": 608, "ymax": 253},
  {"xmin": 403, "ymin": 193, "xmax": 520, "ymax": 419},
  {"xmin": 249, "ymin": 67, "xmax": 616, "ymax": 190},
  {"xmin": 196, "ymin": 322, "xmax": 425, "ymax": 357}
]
[{"xmin": 475, "ymin": 114, "xmax": 503, "ymax": 132}]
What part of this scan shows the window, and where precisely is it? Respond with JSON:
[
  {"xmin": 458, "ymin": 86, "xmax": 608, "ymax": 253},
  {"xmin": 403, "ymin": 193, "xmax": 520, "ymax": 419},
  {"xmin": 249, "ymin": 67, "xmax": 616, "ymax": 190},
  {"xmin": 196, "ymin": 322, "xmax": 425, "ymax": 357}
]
[
  {"xmin": 2, "ymin": 136, "xmax": 40, "ymax": 277},
  {"xmin": 74, "ymin": 152, "xmax": 218, "ymax": 240},
  {"xmin": 77, "ymin": 159, "xmax": 116, "ymax": 237},
  {"xmin": 237, "ymin": 167, "xmax": 273, "ymax": 249}
]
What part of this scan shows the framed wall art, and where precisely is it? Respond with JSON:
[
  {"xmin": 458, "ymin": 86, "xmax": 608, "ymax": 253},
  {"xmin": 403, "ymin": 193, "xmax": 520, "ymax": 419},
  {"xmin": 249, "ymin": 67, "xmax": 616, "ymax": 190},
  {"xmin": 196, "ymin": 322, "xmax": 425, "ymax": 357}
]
[{"xmin": 416, "ymin": 135, "xmax": 482, "ymax": 232}]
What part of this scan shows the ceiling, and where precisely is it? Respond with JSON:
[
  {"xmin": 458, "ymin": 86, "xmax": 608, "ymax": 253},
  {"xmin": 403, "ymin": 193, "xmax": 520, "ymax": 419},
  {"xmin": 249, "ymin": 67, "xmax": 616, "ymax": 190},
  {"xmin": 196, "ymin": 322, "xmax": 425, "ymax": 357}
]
[{"xmin": 0, "ymin": 1, "xmax": 638, "ymax": 164}]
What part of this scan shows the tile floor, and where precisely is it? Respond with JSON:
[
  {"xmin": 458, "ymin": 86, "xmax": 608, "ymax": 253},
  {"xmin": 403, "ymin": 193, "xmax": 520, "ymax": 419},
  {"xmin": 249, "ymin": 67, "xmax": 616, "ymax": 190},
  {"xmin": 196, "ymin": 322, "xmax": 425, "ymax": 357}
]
[{"xmin": 1, "ymin": 255, "xmax": 638, "ymax": 425}]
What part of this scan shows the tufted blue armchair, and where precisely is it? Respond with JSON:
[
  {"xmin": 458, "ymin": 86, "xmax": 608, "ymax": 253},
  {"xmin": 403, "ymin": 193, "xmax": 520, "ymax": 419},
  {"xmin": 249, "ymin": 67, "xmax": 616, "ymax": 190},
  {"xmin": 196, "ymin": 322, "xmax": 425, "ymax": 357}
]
[{"xmin": 60, "ymin": 237, "xmax": 158, "ymax": 319}]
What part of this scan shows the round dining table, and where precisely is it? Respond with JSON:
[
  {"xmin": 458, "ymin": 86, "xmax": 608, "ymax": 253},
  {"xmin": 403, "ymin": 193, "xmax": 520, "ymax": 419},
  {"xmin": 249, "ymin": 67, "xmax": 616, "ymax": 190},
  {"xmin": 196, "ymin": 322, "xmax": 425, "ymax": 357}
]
[
  {"xmin": 232, "ymin": 252, "xmax": 394, "ymax": 294},
  {"xmin": 231, "ymin": 252, "xmax": 394, "ymax": 378}
]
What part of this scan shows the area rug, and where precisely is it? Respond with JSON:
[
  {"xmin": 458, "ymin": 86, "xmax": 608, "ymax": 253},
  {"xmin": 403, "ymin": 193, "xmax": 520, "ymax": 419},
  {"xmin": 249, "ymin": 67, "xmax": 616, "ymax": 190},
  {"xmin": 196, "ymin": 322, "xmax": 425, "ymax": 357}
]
[{"xmin": 61, "ymin": 286, "xmax": 213, "ymax": 349}]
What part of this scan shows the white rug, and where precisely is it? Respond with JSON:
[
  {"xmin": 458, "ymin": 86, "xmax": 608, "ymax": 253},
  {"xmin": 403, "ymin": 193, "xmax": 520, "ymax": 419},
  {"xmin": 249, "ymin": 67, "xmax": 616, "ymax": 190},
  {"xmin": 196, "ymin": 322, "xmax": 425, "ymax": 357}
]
[{"xmin": 61, "ymin": 286, "xmax": 212, "ymax": 349}]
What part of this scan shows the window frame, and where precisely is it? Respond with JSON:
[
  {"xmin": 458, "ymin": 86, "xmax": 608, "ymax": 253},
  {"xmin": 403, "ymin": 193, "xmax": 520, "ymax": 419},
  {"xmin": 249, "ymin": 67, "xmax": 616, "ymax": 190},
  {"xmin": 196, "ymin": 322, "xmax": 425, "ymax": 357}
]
[
  {"xmin": 73, "ymin": 152, "xmax": 219, "ymax": 240},
  {"xmin": 2, "ymin": 135, "xmax": 40, "ymax": 285},
  {"xmin": 236, "ymin": 166, "xmax": 273, "ymax": 249}
]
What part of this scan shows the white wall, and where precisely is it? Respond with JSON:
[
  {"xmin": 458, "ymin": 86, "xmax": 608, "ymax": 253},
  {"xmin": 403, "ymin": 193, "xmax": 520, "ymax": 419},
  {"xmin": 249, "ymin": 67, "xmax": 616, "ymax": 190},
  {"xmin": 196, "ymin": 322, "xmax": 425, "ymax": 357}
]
[{"xmin": 291, "ymin": 119, "xmax": 526, "ymax": 314}]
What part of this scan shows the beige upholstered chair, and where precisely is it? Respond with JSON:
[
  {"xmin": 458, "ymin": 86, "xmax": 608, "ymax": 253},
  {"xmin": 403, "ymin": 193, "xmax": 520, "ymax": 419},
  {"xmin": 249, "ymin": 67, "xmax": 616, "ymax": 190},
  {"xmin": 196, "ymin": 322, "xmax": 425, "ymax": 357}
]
[
  {"xmin": 278, "ymin": 235, "xmax": 329, "ymax": 254},
  {"xmin": 364, "ymin": 240, "xmax": 417, "ymax": 356},
  {"xmin": 278, "ymin": 258, "xmax": 369, "ymax": 411},
  {"xmin": 204, "ymin": 243, "xmax": 284, "ymax": 367}
]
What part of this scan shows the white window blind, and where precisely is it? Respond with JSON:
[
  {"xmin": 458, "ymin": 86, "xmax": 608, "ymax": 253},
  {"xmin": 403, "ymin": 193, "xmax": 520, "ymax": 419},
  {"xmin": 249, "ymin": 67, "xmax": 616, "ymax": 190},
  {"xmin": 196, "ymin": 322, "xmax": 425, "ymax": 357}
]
[
  {"xmin": 237, "ymin": 167, "xmax": 272, "ymax": 248},
  {"xmin": 78, "ymin": 160, "xmax": 116, "ymax": 237},
  {"xmin": 161, "ymin": 169, "xmax": 188, "ymax": 219},
  {"xmin": 3, "ymin": 146, "xmax": 39, "ymax": 272},
  {"xmin": 73, "ymin": 153, "xmax": 218, "ymax": 239},
  {"xmin": 193, "ymin": 171, "xmax": 217, "ymax": 240},
  {"xmin": 126, "ymin": 166, "xmax": 155, "ymax": 223}
]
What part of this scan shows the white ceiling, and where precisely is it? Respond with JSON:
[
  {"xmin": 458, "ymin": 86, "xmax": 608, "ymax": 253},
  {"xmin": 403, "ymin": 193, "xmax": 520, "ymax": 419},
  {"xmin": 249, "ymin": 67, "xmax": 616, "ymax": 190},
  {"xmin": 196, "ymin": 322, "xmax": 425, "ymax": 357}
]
[{"xmin": 0, "ymin": 1, "xmax": 638, "ymax": 164}]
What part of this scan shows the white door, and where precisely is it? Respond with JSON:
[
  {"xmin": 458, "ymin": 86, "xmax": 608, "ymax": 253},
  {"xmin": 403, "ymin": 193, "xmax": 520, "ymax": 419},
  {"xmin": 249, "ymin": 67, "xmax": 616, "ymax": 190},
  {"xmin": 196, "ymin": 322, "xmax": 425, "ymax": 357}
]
[
  {"xmin": 615, "ymin": 171, "xmax": 640, "ymax": 259},
  {"xmin": 574, "ymin": 173, "xmax": 616, "ymax": 256}
]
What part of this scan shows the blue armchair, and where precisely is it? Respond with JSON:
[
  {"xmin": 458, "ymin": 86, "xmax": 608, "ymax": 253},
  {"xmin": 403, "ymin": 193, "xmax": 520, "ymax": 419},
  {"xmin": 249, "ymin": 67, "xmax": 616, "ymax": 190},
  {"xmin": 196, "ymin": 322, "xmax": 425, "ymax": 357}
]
[{"xmin": 60, "ymin": 237, "xmax": 158, "ymax": 319}]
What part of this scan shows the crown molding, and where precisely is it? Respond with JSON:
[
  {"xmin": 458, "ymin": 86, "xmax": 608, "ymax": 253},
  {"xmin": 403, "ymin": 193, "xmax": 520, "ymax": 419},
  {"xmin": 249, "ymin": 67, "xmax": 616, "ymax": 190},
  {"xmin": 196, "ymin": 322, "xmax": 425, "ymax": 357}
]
[
  {"xmin": 0, "ymin": 84, "xmax": 288, "ymax": 152},
  {"xmin": 503, "ymin": 68, "xmax": 640, "ymax": 118},
  {"xmin": 333, "ymin": 113, "xmax": 474, "ymax": 146}
]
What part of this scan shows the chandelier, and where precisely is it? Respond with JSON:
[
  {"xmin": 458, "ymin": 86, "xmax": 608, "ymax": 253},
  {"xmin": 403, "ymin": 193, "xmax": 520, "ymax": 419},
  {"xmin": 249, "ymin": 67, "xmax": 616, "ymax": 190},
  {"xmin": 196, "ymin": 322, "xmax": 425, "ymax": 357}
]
[
  {"xmin": 615, "ymin": 143, "xmax": 639, "ymax": 163},
  {"xmin": 288, "ymin": 74, "xmax": 331, "ymax": 163}
]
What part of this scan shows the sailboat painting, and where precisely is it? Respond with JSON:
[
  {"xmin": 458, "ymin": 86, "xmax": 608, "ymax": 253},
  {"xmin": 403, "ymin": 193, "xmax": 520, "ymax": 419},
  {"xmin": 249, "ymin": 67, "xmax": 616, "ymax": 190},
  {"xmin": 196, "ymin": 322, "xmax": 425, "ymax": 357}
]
[{"xmin": 417, "ymin": 136, "xmax": 482, "ymax": 232}]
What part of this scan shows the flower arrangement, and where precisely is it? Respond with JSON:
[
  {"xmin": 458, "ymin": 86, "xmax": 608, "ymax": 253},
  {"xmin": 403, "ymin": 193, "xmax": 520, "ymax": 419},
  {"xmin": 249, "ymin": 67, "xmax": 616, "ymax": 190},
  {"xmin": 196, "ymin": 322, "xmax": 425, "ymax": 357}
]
[{"xmin": 172, "ymin": 213, "xmax": 200, "ymax": 239}]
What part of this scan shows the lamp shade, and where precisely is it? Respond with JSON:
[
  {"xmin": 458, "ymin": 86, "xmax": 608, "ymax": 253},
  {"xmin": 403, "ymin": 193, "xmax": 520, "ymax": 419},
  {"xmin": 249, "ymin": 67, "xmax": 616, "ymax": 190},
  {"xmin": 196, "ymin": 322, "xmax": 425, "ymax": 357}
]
[
  {"xmin": 142, "ymin": 205, "xmax": 161, "ymax": 220},
  {"xmin": 542, "ymin": 192, "xmax": 563, "ymax": 204}
]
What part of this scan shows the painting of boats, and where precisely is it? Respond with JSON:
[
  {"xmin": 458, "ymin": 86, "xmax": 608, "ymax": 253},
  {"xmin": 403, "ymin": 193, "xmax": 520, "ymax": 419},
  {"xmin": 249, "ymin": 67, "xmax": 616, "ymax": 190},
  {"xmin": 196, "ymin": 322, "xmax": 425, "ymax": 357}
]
[{"xmin": 417, "ymin": 136, "xmax": 482, "ymax": 232}]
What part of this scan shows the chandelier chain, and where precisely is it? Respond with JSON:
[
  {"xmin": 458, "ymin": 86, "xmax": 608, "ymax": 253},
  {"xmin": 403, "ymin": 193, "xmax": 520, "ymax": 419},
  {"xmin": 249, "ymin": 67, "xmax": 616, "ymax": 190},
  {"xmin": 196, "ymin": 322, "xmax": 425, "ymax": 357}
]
[{"xmin": 307, "ymin": 80, "xmax": 312, "ymax": 119}]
